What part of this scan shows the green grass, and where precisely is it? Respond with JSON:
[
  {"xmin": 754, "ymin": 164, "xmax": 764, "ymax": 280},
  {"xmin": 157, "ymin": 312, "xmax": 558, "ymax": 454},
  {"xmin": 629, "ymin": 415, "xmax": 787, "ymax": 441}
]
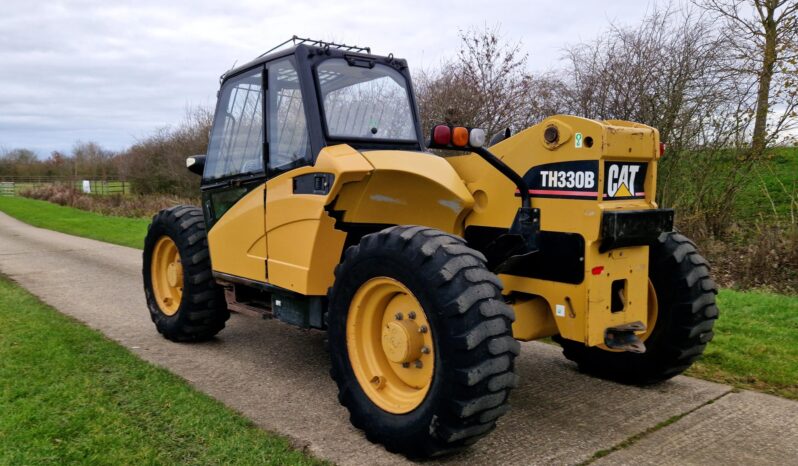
[
  {"xmin": 736, "ymin": 148, "xmax": 798, "ymax": 221},
  {"xmin": 686, "ymin": 288, "xmax": 798, "ymax": 400},
  {"xmin": 0, "ymin": 196, "xmax": 148, "ymax": 249},
  {"xmin": 0, "ymin": 276, "xmax": 320, "ymax": 465}
]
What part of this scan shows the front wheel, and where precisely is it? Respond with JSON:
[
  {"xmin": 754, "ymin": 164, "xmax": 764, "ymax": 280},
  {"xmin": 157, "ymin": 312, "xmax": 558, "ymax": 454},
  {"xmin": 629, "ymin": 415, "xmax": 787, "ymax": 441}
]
[
  {"xmin": 557, "ymin": 232, "xmax": 718, "ymax": 384},
  {"xmin": 142, "ymin": 205, "xmax": 229, "ymax": 342},
  {"xmin": 327, "ymin": 226, "xmax": 520, "ymax": 458}
]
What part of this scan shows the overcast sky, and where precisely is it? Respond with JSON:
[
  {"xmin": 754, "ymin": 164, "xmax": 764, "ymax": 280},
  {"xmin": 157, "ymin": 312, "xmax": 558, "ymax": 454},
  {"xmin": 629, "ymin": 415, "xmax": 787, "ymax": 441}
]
[{"xmin": 0, "ymin": 0, "xmax": 658, "ymax": 156}]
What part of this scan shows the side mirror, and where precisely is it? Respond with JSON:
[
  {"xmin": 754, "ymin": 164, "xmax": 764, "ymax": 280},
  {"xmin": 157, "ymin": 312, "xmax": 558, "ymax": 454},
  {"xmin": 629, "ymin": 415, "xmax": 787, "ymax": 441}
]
[{"xmin": 186, "ymin": 155, "xmax": 205, "ymax": 176}]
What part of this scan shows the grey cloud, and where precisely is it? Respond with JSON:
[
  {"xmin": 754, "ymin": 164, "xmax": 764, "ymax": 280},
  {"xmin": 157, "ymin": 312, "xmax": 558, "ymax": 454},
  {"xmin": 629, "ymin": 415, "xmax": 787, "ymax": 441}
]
[{"xmin": 0, "ymin": 0, "xmax": 653, "ymax": 156}]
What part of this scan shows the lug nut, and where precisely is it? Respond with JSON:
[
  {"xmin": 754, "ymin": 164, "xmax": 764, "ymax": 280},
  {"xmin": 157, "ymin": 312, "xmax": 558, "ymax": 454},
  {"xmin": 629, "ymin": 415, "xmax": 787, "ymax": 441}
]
[
  {"xmin": 408, "ymin": 311, "xmax": 416, "ymax": 320},
  {"xmin": 414, "ymin": 360, "xmax": 423, "ymax": 369},
  {"xmin": 395, "ymin": 312, "xmax": 403, "ymax": 320},
  {"xmin": 418, "ymin": 325, "xmax": 428, "ymax": 333},
  {"xmin": 421, "ymin": 346, "xmax": 430, "ymax": 354},
  {"xmin": 402, "ymin": 362, "xmax": 410, "ymax": 368}
]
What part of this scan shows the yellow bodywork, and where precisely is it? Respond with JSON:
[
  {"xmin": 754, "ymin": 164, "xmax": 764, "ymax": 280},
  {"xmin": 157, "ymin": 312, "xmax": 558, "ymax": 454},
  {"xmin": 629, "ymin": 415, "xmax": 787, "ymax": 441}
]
[
  {"xmin": 208, "ymin": 144, "xmax": 473, "ymax": 295},
  {"xmin": 334, "ymin": 150, "xmax": 474, "ymax": 236},
  {"xmin": 262, "ymin": 145, "xmax": 473, "ymax": 294},
  {"xmin": 207, "ymin": 185, "xmax": 268, "ymax": 282},
  {"xmin": 448, "ymin": 115, "xmax": 661, "ymax": 345},
  {"xmin": 264, "ymin": 145, "xmax": 370, "ymax": 294},
  {"xmin": 207, "ymin": 114, "xmax": 662, "ymax": 347}
]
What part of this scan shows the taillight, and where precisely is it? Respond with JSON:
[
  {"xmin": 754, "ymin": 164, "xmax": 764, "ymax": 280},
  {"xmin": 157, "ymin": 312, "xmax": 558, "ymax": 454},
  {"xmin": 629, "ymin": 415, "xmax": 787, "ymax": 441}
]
[{"xmin": 432, "ymin": 125, "xmax": 451, "ymax": 146}]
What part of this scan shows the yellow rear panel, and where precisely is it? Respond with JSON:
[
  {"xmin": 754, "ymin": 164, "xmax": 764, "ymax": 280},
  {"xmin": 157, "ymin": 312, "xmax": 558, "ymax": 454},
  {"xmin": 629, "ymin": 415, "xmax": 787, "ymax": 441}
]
[{"xmin": 448, "ymin": 115, "xmax": 662, "ymax": 345}]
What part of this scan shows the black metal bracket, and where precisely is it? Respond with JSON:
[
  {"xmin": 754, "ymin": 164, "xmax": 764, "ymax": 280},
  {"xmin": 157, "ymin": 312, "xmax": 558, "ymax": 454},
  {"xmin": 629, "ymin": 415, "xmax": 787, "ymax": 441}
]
[
  {"xmin": 472, "ymin": 147, "xmax": 532, "ymax": 210},
  {"xmin": 468, "ymin": 146, "xmax": 540, "ymax": 267},
  {"xmin": 600, "ymin": 209, "xmax": 674, "ymax": 252},
  {"xmin": 486, "ymin": 207, "xmax": 541, "ymax": 273}
]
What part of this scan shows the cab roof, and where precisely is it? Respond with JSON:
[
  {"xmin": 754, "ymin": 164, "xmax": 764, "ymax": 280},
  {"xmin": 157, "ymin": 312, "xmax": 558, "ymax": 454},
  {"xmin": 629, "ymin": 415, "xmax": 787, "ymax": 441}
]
[{"xmin": 220, "ymin": 36, "xmax": 406, "ymax": 83}]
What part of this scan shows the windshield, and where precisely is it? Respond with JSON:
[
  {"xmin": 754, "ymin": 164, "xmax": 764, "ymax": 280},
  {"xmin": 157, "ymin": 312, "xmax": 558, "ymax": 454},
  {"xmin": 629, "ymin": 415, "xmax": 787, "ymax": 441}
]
[{"xmin": 316, "ymin": 59, "xmax": 417, "ymax": 141}]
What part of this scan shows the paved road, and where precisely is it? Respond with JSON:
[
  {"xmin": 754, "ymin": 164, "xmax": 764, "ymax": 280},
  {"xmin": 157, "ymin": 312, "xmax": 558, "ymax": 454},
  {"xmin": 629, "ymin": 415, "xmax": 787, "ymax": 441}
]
[{"xmin": 1, "ymin": 211, "xmax": 796, "ymax": 465}]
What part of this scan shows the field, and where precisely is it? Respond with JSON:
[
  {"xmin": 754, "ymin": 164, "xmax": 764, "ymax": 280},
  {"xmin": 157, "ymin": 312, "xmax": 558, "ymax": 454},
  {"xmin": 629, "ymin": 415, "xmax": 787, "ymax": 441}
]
[{"xmin": 0, "ymin": 276, "xmax": 320, "ymax": 465}]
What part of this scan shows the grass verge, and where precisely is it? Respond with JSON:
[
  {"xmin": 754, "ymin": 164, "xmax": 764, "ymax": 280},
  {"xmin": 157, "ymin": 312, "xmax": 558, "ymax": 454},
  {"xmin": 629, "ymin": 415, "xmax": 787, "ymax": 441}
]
[
  {"xmin": 0, "ymin": 196, "xmax": 148, "ymax": 249},
  {"xmin": 686, "ymin": 288, "xmax": 798, "ymax": 400},
  {"xmin": 0, "ymin": 276, "xmax": 320, "ymax": 465}
]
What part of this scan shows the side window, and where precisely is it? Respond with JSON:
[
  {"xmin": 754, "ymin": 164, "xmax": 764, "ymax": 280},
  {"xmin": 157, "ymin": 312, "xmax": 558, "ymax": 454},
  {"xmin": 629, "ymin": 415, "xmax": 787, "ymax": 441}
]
[
  {"xmin": 268, "ymin": 59, "xmax": 311, "ymax": 173},
  {"xmin": 204, "ymin": 68, "xmax": 264, "ymax": 181}
]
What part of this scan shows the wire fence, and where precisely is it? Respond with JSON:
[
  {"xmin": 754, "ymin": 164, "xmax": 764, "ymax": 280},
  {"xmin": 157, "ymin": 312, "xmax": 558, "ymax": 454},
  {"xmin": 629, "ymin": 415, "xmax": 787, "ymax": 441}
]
[{"xmin": 0, "ymin": 176, "xmax": 131, "ymax": 197}]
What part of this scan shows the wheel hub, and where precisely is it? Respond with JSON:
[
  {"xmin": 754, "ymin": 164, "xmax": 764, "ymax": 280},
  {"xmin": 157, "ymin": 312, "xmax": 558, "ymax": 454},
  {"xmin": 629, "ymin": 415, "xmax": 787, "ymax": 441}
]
[
  {"xmin": 166, "ymin": 261, "xmax": 183, "ymax": 288},
  {"xmin": 381, "ymin": 319, "xmax": 423, "ymax": 363},
  {"xmin": 150, "ymin": 236, "xmax": 183, "ymax": 316}
]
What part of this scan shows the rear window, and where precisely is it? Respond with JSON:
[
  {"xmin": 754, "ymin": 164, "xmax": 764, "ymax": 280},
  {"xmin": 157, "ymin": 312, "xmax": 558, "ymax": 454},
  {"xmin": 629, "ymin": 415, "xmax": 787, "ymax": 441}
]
[{"xmin": 316, "ymin": 59, "xmax": 417, "ymax": 141}]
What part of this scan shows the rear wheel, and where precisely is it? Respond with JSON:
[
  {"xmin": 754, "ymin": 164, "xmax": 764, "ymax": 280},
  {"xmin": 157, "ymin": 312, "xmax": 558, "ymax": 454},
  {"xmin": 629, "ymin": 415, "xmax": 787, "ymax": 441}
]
[
  {"xmin": 143, "ymin": 205, "xmax": 229, "ymax": 342},
  {"xmin": 557, "ymin": 232, "xmax": 718, "ymax": 384},
  {"xmin": 328, "ymin": 226, "xmax": 519, "ymax": 458}
]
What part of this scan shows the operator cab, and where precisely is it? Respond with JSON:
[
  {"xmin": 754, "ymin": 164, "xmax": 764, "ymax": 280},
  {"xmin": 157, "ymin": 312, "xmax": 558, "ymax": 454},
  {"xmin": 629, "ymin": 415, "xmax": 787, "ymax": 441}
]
[
  {"xmin": 200, "ymin": 39, "xmax": 423, "ymax": 180},
  {"xmin": 196, "ymin": 38, "xmax": 425, "ymax": 226}
]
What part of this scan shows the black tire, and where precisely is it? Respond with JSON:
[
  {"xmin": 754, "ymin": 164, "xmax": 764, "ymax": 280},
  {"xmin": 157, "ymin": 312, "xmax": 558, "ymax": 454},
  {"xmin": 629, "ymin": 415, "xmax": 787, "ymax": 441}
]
[
  {"xmin": 328, "ymin": 226, "xmax": 519, "ymax": 458},
  {"xmin": 556, "ymin": 232, "xmax": 718, "ymax": 384},
  {"xmin": 142, "ymin": 205, "xmax": 229, "ymax": 342}
]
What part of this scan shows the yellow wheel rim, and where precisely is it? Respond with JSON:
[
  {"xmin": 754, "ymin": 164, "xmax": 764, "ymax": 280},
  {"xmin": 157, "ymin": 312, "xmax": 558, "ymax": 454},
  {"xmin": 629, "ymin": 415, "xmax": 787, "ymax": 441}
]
[
  {"xmin": 150, "ymin": 236, "xmax": 183, "ymax": 316},
  {"xmin": 346, "ymin": 277, "xmax": 435, "ymax": 414},
  {"xmin": 639, "ymin": 279, "xmax": 659, "ymax": 342}
]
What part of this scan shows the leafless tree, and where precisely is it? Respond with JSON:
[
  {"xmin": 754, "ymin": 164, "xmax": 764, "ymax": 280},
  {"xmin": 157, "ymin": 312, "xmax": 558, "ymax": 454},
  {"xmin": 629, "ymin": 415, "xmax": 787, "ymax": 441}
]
[
  {"xmin": 562, "ymin": 7, "xmax": 734, "ymax": 147},
  {"xmin": 72, "ymin": 141, "xmax": 115, "ymax": 179},
  {"xmin": 696, "ymin": 0, "xmax": 798, "ymax": 156},
  {"xmin": 119, "ymin": 105, "xmax": 213, "ymax": 196},
  {"xmin": 0, "ymin": 148, "xmax": 38, "ymax": 177},
  {"xmin": 415, "ymin": 26, "xmax": 564, "ymax": 142},
  {"xmin": 558, "ymin": 5, "xmax": 767, "ymax": 235}
]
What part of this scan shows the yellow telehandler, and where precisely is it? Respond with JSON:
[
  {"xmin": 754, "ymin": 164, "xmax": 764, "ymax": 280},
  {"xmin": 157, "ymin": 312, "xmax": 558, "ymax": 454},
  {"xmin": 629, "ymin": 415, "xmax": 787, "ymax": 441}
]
[{"xmin": 142, "ymin": 37, "xmax": 718, "ymax": 458}]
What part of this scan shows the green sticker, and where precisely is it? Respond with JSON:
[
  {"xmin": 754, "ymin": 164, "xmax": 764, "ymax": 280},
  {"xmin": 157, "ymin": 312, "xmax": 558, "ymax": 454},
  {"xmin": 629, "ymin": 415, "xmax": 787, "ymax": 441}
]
[{"xmin": 575, "ymin": 132, "xmax": 583, "ymax": 148}]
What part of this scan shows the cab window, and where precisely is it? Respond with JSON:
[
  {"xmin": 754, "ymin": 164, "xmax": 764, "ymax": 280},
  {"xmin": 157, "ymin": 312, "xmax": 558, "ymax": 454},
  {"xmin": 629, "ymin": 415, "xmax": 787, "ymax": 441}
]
[
  {"xmin": 267, "ymin": 58, "xmax": 311, "ymax": 173},
  {"xmin": 317, "ymin": 58, "xmax": 416, "ymax": 141},
  {"xmin": 204, "ymin": 67, "xmax": 264, "ymax": 181}
]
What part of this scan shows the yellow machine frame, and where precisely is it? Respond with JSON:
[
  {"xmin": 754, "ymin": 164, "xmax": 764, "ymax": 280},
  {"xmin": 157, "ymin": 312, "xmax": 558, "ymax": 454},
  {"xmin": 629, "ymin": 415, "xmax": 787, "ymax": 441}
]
[{"xmin": 207, "ymin": 115, "xmax": 662, "ymax": 347}]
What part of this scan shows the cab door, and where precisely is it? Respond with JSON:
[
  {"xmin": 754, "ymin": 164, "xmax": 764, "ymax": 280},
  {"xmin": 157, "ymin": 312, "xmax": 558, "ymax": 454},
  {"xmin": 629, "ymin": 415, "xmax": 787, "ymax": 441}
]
[
  {"xmin": 263, "ymin": 57, "xmax": 349, "ymax": 295},
  {"xmin": 202, "ymin": 66, "xmax": 268, "ymax": 283}
]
